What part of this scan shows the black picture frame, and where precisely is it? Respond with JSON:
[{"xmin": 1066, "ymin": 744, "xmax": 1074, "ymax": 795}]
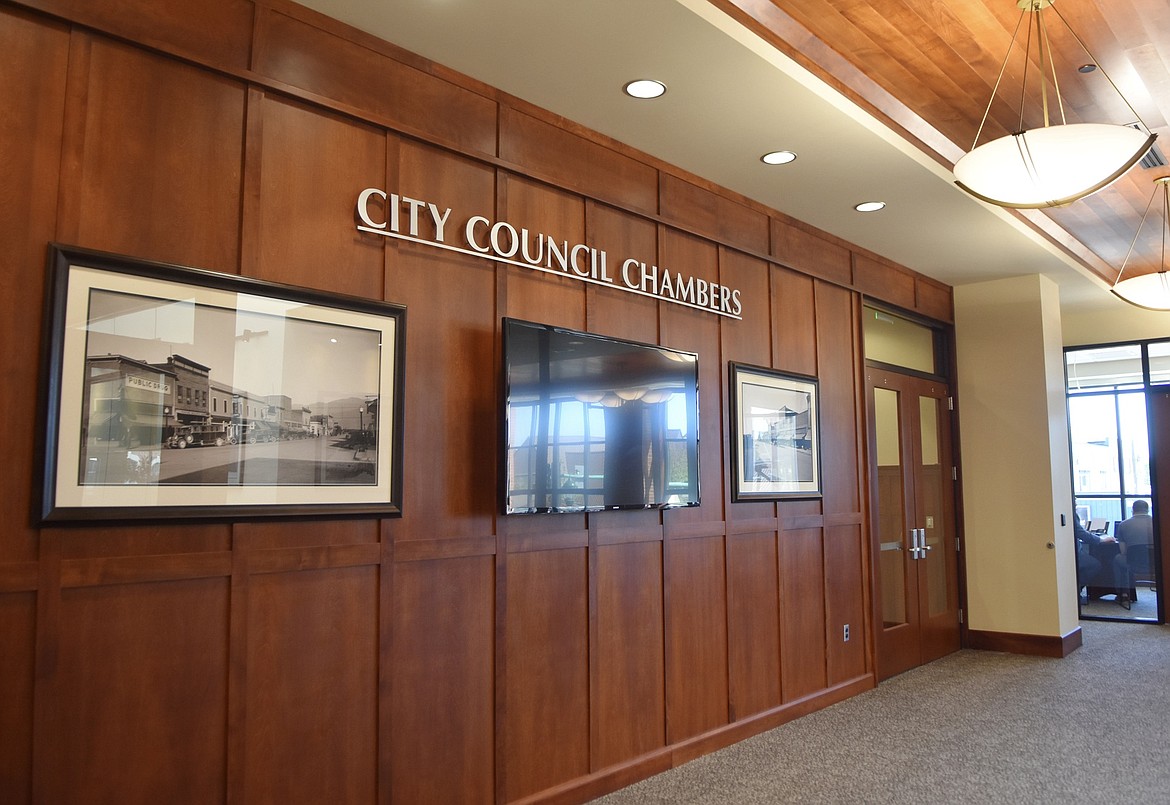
[
  {"xmin": 37, "ymin": 244, "xmax": 406, "ymax": 523},
  {"xmin": 728, "ymin": 362, "xmax": 821, "ymax": 501}
]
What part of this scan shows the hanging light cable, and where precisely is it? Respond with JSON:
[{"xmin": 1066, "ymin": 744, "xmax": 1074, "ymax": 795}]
[
  {"xmin": 1111, "ymin": 177, "xmax": 1170, "ymax": 310},
  {"xmin": 953, "ymin": 0, "xmax": 1156, "ymax": 209}
]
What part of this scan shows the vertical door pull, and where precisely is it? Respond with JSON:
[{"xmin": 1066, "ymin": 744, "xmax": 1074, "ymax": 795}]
[{"xmin": 909, "ymin": 528, "xmax": 924, "ymax": 559}]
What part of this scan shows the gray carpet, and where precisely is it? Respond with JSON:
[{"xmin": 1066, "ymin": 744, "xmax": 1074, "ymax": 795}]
[
  {"xmin": 594, "ymin": 620, "xmax": 1170, "ymax": 803},
  {"xmin": 1080, "ymin": 585, "xmax": 1159, "ymax": 621}
]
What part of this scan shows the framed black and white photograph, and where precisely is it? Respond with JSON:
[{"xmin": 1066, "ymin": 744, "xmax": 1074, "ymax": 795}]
[
  {"xmin": 38, "ymin": 245, "xmax": 405, "ymax": 522},
  {"xmin": 729, "ymin": 362, "xmax": 820, "ymax": 500}
]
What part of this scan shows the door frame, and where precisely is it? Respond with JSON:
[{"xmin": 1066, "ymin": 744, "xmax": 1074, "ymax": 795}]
[{"xmin": 1140, "ymin": 385, "xmax": 1170, "ymax": 623}]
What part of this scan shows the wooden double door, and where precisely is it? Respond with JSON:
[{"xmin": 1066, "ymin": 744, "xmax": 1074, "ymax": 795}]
[{"xmin": 868, "ymin": 368, "xmax": 961, "ymax": 680}]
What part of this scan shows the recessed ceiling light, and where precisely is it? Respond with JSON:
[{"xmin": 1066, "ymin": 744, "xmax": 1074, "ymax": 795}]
[
  {"xmin": 854, "ymin": 201, "xmax": 886, "ymax": 212},
  {"xmin": 761, "ymin": 150, "xmax": 797, "ymax": 165},
  {"xmin": 623, "ymin": 79, "xmax": 666, "ymax": 99},
  {"xmin": 1078, "ymin": 63, "xmax": 1098, "ymax": 73}
]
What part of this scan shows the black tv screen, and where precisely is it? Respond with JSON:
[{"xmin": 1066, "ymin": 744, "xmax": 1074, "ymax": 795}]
[{"xmin": 501, "ymin": 318, "xmax": 700, "ymax": 514}]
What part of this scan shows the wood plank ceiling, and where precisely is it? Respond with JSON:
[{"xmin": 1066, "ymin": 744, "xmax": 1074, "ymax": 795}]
[{"xmin": 718, "ymin": 0, "xmax": 1170, "ymax": 284}]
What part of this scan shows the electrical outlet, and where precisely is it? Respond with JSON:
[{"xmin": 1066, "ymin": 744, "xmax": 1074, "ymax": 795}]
[{"xmin": 843, "ymin": 624, "xmax": 850, "ymax": 642}]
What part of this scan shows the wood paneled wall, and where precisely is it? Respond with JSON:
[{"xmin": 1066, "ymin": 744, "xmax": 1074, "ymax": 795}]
[{"xmin": 0, "ymin": 1, "xmax": 951, "ymax": 802}]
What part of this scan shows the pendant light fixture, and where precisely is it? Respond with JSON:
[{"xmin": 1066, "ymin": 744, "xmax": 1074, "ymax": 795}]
[
  {"xmin": 1111, "ymin": 177, "xmax": 1170, "ymax": 311},
  {"xmin": 953, "ymin": 0, "xmax": 1156, "ymax": 209}
]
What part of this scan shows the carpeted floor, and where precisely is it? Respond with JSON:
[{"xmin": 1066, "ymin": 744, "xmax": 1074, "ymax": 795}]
[
  {"xmin": 1080, "ymin": 585, "xmax": 1159, "ymax": 621},
  {"xmin": 593, "ymin": 620, "xmax": 1170, "ymax": 803}
]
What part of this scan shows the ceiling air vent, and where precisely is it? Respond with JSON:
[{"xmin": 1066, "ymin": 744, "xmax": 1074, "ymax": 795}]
[{"xmin": 1130, "ymin": 123, "xmax": 1168, "ymax": 169}]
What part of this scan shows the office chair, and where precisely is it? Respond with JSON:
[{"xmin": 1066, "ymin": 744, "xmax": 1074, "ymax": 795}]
[
  {"xmin": 1117, "ymin": 543, "xmax": 1155, "ymax": 609},
  {"xmin": 1127, "ymin": 544, "xmax": 1155, "ymax": 586}
]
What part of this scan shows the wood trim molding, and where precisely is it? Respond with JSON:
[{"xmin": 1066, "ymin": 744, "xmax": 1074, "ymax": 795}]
[
  {"xmin": 967, "ymin": 627, "xmax": 1083, "ymax": 658},
  {"xmin": 59, "ymin": 552, "xmax": 234, "ymax": 588},
  {"xmin": 509, "ymin": 673, "xmax": 874, "ymax": 805},
  {"xmin": 391, "ymin": 535, "xmax": 498, "ymax": 563}
]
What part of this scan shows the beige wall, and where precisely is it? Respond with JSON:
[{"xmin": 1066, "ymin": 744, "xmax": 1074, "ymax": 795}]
[
  {"xmin": 954, "ymin": 274, "xmax": 1079, "ymax": 638},
  {"xmin": 1061, "ymin": 298, "xmax": 1170, "ymax": 347}
]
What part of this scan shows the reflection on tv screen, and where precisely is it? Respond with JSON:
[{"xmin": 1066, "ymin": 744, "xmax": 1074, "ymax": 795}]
[{"xmin": 502, "ymin": 318, "xmax": 700, "ymax": 514}]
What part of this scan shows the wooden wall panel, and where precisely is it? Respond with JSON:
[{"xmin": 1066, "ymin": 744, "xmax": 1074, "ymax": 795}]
[
  {"xmin": 0, "ymin": 3, "xmax": 966, "ymax": 801},
  {"xmin": 825, "ymin": 524, "xmax": 869, "ymax": 683},
  {"xmin": 853, "ymin": 254, "xmax": 916, "ymax": 311},
  {"xmin": 234, "ymin": 518, "xmax": 378, "ymax": 553},
  {"xmin": 389, "ymin": 141, "xmax": 499, "ymax": 539},
  {"xmin": 62, "ymin": 37, "xmax": 245, "ymax": 273},
  {"xmin": 503, "ymin": 509, "xmax": 589, "ymax": 554},
  {"xmin": 504, "ymin": 548, "xmax": 589, "ymax": 801},
  {"xmin": 664, "ymin": 535, "xmax": 728, "ymax": 742},
  {"xmin": 500, "ymin": 173, "xmax": 588, "ymax": 330},
  {"xmin": 779, "ymin": 528, "xmax": 828, "ymax": 701},
  {"xmin": 0, "ymin": 593, "xmax": 35, "ymax": 801},
  {"xmin": 772, "ymin": 220, "xmax": 852, "ymax": 287},
  {"xmin": 726, "ymin": 533, "xmax": 782, "ymax": 720},
  {"xmin": 594, "ymin": 541, "xmax": 666, "ymax": 769},
  {"xmin": 499, "ymin": 107, "xmax": 658, "ymax": 216},
  {"xmin": 39, "ymin": 579, "xmax": 228, "ymax": 804},
  {"xmin": 777, "ymin": 496, "xmax": 826, "ymax": 524},
  {"xmin": 583, "ymin": 201, "xmax": 660, "ymax": 343},
  {"xmin": 251, "ymin": 94, "xmax": 385, "ymax": 296},
  {"xmin": 254, "ymin": 7, "xmax": 498, "ymax": 158},
  {"xmin": 22, "ymin": 0, "xmax": 254, "ymax": 70},
  {"xmin": 815, "ymin": 281, "xmax": 861, "ymax": 516},
  {"xmin": 772, "ymin": 266, "xmax": 819, "ymax": 378},
  {"xmin": 659, "ymin": 230, "xmax": 723, "ymax": 530},
  {"xmin": 245, "ymin": 566, "xmax": 378, "ymax": 803},
  {"xmin": 917, "ymin": 277, "xmax": 954, "ymax": 323},
  {"xmin": 0, "ymin": 6, "xmax": 67, "ymax": 565},
  {"xmin": 720, "ymin": 248, "xmax": 775, "ymax": 526},
  {"xmin": 660, "ymin": 174, "xmax": 769, "ymax": 255},
  {"xmin": 720, "ymin": 248, "xmax": 771, "ymax": 367},
  {"xmin": 52, "ymin": 523, "xmax": 231, "ymax": 562},
  {"xmin": 390, "ymin": 556, "xmax": 495, "ymax": 804}
]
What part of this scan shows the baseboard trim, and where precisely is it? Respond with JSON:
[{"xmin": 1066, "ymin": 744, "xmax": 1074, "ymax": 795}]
[
  {"xmin": 515, "ymin": 674, "xmax": 875, "ymax": 805},
  {"xmin": 967, "ymin": 626, "xmax": 1083, "ymax": 658}
]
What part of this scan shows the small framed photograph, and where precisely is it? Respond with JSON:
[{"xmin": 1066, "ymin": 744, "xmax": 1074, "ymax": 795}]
[
  {"xmin": 729, "ymin": 362, "xmax": 821, "ymax": 500},
  {"xmin": 38, "ymin": 244, "xmax": 405, "ymax": 522}
]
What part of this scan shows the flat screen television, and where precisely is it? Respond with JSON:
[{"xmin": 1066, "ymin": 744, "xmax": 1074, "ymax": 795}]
[{"xmin": 501, "ymin": 318, "xmax": 700, "ymax": 514}]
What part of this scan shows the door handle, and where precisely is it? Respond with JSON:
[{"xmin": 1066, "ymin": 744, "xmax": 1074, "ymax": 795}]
[{"xmin": 908, "ymin": 528, "xmax": 932, "ymax": 560}]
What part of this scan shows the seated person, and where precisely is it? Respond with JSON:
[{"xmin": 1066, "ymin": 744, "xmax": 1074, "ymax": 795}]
[
  {"xmin": 1075, "ymin": 516, "xmax": 1112, "ymax": 598},
  {"xmin": 1112, "ymin": 500, "xmax": 1154, "ymax": 609}
]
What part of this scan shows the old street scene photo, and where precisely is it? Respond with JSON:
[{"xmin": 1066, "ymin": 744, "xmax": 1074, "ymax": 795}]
[
  {"xmin": 741, "ymin": 381, "xmax": 815, "ymax": 487},
  {"xmin": 81, "ymin": 287, "xmax": 382, "ymax": 487}
]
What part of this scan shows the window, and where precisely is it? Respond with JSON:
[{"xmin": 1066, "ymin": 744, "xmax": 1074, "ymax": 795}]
[
  {"xmin": 863, "ymin": 305, "xmax": 938, "ymax": 375},
  {"xmin": 1150, "ymin": 342, "xmax": 1170, "ymax": 386},
  {"xmin": 1065, "ymin": 341, "xmax": 1164, "ymax": 531},
  {"xmin": 1066, "ymin": 344, "xmax": 1142, "ymax": 391}
]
